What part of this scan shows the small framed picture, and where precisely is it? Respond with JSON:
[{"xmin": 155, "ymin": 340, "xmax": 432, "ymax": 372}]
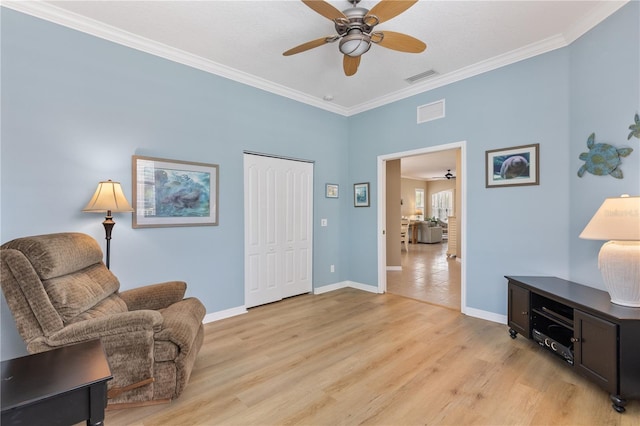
[
  {"xmin": 326, "ymin": 183, "xmax": 339, "ymax": 198},
  {"xmin": 486, "ymin": 143, "xmax": 539, "ymax": 188},
  {"xmin": 354, "ymin": 182, "xmax": 370, "ymax": 207}
]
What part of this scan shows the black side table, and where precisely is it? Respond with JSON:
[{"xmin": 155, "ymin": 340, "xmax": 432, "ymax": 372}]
[{"xmin": 1, "ymin": 339, "xmax": 112, "ymax": 426}]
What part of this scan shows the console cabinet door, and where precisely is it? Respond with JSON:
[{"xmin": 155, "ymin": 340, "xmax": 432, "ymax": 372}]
[
  {"xmin": 574, "ymin": 310, "xmax": 618, "ymax": 394},
  {"xmin": 508, "ymin": 282, "xmax": 530, "ymax": 338}
]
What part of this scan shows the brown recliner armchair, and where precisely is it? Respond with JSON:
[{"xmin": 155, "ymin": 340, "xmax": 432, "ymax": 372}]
[{"xmin": 0, "ymin": 232, "xmax": 206, "ymax": 407}]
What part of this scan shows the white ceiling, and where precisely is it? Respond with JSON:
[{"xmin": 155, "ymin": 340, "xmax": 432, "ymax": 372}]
[
  {"xmin": 401, "ymin": 149, "xmax": 457, "ymax": 181},
  {"xmin": 4, "ymin": 0, "xmax": 627, "ymax": 180},
  {"xmin": 5, "ymin": 0, "xmax": 627, "ymax": 117}
]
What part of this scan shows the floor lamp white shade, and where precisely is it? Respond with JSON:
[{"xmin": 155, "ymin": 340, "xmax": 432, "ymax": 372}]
[
  {"xmin": 580, "ymin": 195, "xmax": 640, "ymax": 307},
  {"xmin": 82, "ymin": 180, "xmax": 134, "ymax": 269}
]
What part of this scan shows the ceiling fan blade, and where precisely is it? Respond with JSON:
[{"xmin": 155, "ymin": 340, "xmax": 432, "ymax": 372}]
[
  {"xmin": 377, "ymin": 31, "xmax": 426, "ymax": 53},
  {"xmin": 302, "ymin": 0, "xmax": 347, "ymax": 21},
  {"xmin": 366, "ymin": 0, "xmax": 418, "ymax": 24},
  {"xmin": 343, "ymin": 55, "xmax": 361, "ymax": 76},
  {"xmin": 283, "ymin": 37, "xmax": 332, "ymax": 56}
]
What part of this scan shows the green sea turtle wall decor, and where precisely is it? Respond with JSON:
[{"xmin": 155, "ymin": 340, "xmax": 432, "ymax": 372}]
[
  {"xmin": 629, "ymin": 113, "xmax": 640, "ymax": 140},
  {"xmin": 577, "ymin": 133, "xmax": 633, "ymax": 179}
]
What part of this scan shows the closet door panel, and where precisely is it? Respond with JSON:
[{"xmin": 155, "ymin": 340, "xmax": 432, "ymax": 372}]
[{"xmin": 244, "ymin": 154, "xmax": 312, "ymax": 307}]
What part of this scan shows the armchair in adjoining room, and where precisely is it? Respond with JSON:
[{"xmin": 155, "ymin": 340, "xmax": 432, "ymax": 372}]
[{"xmin": 0, "ymin": 232, "xmax": 206, "ymax": 407}]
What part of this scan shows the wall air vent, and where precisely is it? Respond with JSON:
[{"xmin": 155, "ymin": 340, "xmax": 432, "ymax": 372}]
[
  {"xmin": 417, "ymin": 99, "xmax": 445, "ymax": 124},
  {"xmin": 405, "ymin": 69, "xmax": 439, "ymax": 84}
]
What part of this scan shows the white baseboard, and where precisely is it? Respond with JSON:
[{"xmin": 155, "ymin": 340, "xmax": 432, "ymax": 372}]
[
  {"xmin": 345, "ymin": 280, "xmax": 381, "ymax": 293},
  {"xmin": 203, "ymin": 306, "xmax": 247, "ymax": 324},
  {"xmin": 313, "ymin": 281, "xmax": 348, "ymax": 294},
  {"xmin": 205, "ymin": 286, "xmax": 505, "ymax": 327},
  {"xmin": 463, "ymin": 306, "xmax": 507, "ymax": 325},
  {"xmin": 314, "ymin": 281, "xmax": 380, "ymax": 295}
]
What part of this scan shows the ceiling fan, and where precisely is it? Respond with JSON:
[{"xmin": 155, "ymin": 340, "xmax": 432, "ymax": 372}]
[
  {"xmin": 283, "ymin": 0, "xmax": 427, "ymax": 76},
  {"xmin": 431, "ymin": 169, "xmax": 455, "ymax": 180}
]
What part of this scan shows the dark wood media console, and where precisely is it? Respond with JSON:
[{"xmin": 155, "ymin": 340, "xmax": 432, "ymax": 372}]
[{"xmin": 506, "ymin": 276, "xmax": 640, "ymax": 413}]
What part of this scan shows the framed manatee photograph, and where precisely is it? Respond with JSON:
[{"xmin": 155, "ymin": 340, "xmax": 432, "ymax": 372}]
[
  {"xmin": 354, "ymin": 182, "xmax": 370, "ymax": 207},
  {"xmin": 132, "ymin": 155, "xmax": 219, "ymax": 228},
  {"xmin": 486, "ymin": 144, "xmax": 539, "ymax": 188}
]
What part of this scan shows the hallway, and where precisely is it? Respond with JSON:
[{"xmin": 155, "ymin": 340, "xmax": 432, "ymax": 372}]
[{"xmin": 387, "ymin": 240, "xmax": 461, "ymax": 310}]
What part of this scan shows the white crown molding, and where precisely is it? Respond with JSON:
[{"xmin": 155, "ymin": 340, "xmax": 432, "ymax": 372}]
[
  {"xmin": 348, "ymin": 34, "xmax": 569, "ymax": 115},
  {"xmin": 1, "ymin": 0, "xmax": 350, "ymax": 116},
  {"xmin": 347, "ymin": 0, "xmax": 628, "ymax": 116},
  {"xmin": 3, "ymin": 0, "xmax": 628, "ymax": 118},
  {"xmin": 562, "ymin": 0, "xmax": 628, "ymax": 45}
]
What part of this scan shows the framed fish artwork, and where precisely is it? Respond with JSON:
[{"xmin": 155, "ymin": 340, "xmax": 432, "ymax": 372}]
[{"xmin": 132, "ymin": 155, "xmax": 219, "ymax": 228}]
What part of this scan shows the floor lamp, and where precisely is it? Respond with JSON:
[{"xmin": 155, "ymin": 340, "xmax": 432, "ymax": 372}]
[
  {"xmin": 82, "ymin": 180, "xmax": 134, "ymax": 269},
  {"xmin": 579, "ymin": 194, "xmax": 640, "ymax": 307}
]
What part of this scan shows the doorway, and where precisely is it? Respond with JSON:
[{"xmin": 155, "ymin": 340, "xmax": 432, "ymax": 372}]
[{"xmin": 376, "ymin": 142, "xmax": 466, "ymax": 313}]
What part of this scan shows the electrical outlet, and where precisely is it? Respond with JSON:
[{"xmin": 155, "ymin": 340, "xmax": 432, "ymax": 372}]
[{"xmin": 330, "ymin": 264, "xmax": 335, "ymax": 273}]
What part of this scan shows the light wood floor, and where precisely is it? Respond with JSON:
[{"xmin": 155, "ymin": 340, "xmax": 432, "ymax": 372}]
[
  {"xmin": 105, "ymin": 288, "xmax": 638, "ymax": 425},
  {"xmin": 387, "ymin": 240, "xmax": 461, "ymax": 310}
]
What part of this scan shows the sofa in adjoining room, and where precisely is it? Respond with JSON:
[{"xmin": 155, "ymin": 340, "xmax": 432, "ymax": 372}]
[
  {"xmin": 0, "ymin": 232, "xmax": 206, "ymax": 407},
  {"xmin": 417, "ymin": 222, "xmax": 443, "ymax": 244}
]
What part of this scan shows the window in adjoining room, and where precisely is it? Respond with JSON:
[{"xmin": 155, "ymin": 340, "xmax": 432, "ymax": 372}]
[
  {"xmin": 431, "ymin": 190, "xmax": 454, "ymax": 222},
  {"xmin": 415, "ymin": 188, "xmax": 425, "ymax": 220}
]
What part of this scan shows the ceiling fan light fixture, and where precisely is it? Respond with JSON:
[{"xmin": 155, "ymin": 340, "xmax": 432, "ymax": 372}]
[{"xmin": 339, "ymin": 30, "xmax": 371, "ymax": 57}]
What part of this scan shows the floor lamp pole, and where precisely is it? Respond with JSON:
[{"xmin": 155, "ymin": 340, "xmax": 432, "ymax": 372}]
[{"xmin": 102, "ymin": 210, "xmax": 115, "ymax": 269}]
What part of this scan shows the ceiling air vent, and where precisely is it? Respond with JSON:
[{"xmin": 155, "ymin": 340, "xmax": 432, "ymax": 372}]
[
  {"xmin": 417, "ymin": 99, "xmax": 445, "ymax": 124},
  {"xmin": 405, "ymin": 69, "xmax": 438, "ymax": 84}
]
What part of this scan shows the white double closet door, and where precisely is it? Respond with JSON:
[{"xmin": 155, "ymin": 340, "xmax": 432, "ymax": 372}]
[{"xmin": 243, "ymin": 154, "xmax": 313, "ymax": 308}]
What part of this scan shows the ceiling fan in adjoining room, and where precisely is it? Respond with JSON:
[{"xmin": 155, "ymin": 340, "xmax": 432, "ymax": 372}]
[
  {"xmin": 431, "ymin": 169, "xmax": 456, "ymax": 180},
  {"xmin": 283, "ymin": 0, "xmax": 427, "ymax": 76}
]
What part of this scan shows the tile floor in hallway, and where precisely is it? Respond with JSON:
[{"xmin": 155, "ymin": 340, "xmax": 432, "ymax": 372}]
[{"xmin": 386, "ymin": 239, "xmax": 461, "ymax": 310}]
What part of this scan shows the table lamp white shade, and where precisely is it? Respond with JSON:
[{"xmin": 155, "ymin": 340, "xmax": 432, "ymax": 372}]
[
  {"xmin": 580, "ymin": 195, "xmax": 640, "ymax": 307},
  {"xmin": 82, "ymin": 180, "xmax": 134, "ymax": 213}
]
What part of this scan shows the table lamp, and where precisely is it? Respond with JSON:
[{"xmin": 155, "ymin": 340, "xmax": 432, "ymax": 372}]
[
  {"xmin": 579, "ymin": 194, "xmax": 640, "ymax": 307},
  {"xmin": 82, "ymin": 180, "xmax": 134, "ymax": 269}
]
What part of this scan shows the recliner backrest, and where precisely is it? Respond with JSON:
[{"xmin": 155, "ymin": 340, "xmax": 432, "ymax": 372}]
[{"xmin": 1, "ymin": 233, "xmax": 125, "ymax": 341}]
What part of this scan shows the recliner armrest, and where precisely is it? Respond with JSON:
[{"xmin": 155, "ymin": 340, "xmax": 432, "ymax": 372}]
[
  {"xmin": 119, "ymin": 281, "xmax": 187, "ymax": 311},
  {"xmin": 36, "ymin": 310, "xmax": 163, "ymax": 349}
]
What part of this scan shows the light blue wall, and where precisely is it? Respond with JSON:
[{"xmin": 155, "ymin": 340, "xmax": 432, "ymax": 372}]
[
  {"xmin": 345, "ymin": 2, "xmax": 639, "ymax": 311},
  {"xmin": 0, "ymin": 8, "xmax": 349, "ymax": 359},
  {"xmin": 346, "ymin": 2, "xmax": 639, "ymax": 313},
  {"xmin": 2, "ymin": 3, "xmax": 638, "ymax": 360},
  {"xmin": 348, "ymin": 49, "xmax": 573, "ymax": 313},
  {"xmin": 568, "ymin": 1, "xmax": 640, "ymax": 286}
]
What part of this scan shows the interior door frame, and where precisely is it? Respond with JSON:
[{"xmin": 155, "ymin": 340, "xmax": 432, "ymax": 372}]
[{"xmin": 376, "ymin": 141, "xmax": 467, "ymax": 313}]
